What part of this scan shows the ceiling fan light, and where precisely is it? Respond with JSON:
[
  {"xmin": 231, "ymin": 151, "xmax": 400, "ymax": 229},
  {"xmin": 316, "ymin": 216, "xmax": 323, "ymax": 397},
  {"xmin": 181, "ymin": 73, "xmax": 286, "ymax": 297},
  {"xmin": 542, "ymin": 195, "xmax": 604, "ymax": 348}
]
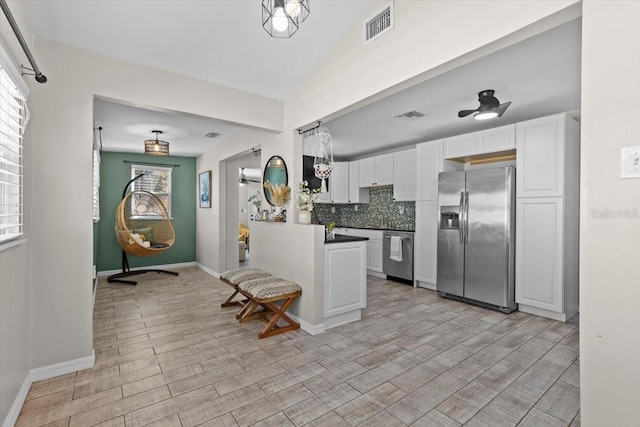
[{"xmin": 474, "ymin": 110, "xmax": 499, "ymax": 120}]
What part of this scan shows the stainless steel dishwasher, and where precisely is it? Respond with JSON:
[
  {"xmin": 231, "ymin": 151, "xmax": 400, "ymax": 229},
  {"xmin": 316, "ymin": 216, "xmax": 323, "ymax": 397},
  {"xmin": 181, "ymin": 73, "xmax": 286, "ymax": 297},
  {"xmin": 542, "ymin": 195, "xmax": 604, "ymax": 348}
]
[{"xmin": 382, "ymin": 231, "xmax": 414, "ymax": 283}]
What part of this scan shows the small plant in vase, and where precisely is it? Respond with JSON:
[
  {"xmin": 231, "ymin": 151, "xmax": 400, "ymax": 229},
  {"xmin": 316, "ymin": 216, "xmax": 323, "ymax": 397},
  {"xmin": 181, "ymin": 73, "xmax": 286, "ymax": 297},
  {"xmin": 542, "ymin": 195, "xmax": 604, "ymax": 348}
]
[
  {"xmin": 296, "ymin": 180, "xmax": 322, "ymax": 224},
  {"xmin": 248, "ymin": 193, "xmax": 262, "ymax": 220}
]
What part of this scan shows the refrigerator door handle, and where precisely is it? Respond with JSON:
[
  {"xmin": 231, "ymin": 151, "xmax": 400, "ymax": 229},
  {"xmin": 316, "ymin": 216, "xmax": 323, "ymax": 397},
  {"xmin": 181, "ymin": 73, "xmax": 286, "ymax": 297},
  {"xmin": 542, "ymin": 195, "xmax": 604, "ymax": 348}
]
[
  {"xmin": 464, "ymin": 191, "xmax": 470, "ymax": 244},
  {"xmin": 459, "ymin": 191, "xmax": 465, "ymax": 244}
]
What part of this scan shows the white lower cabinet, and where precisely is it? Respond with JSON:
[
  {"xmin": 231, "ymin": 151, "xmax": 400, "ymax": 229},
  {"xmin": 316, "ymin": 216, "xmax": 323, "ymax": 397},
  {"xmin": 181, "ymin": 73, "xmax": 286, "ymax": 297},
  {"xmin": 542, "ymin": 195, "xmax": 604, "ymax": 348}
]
[
  {"xmin": 515, "ymin": 197, "xmax": 578, "ymax": 321},
  {"xmin": 344, "ymin": 228, "xmax": 384, "ymax": 275},
  {"xmin": 324, "ymin": 241, "xmax": 367, "ymax": 329},
  {"xmin": 414, "ymin": 201, "xmax": 438, "ymax": 289}
]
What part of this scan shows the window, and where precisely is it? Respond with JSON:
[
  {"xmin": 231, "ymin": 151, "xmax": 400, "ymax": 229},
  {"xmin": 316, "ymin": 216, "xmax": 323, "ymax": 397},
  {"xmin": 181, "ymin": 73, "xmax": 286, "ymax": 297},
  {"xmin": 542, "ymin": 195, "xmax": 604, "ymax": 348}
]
[
  {"xmin": 0, "ymin": 60, "xmax": 28, "ymax": 244},
  {"xmin": 92, "ymin": 147, "xmax": 100, "ymax": 222},
  {"xmin": 130, "ymin": 165, "xmax": 172, "ymax": 218}
]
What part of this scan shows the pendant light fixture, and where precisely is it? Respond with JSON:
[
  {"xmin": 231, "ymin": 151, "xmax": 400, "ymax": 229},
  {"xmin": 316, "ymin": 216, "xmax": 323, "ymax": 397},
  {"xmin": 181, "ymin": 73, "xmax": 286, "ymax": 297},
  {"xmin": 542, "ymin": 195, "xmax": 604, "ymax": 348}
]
[
  {"xmin": 313, "ymin": 124, "xmax": 333, "ymax": 193},
  {"xmin": 262, "ymin": 0, "xmax": 310, "ymax": 38},
  {"xmin": 144, "ymin": 130, "xmax": 170, "ymax": 156}
]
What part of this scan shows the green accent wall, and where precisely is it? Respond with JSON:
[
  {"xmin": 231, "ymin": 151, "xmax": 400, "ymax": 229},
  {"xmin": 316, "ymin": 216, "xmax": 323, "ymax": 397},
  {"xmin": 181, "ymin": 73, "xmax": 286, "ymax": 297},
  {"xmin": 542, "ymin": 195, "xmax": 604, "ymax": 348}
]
[{"xmin": 97, "ymin": 152, "xmax": 197, "ymax": 271}]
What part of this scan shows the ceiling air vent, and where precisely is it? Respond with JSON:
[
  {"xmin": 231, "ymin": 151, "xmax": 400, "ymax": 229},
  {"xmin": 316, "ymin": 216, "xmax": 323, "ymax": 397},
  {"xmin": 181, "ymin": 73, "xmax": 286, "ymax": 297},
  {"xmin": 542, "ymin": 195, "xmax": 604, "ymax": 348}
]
[
  {"xmin": 204, "ymin": 132, "xmax": 220, "ymax": 138},
  {"xmin": 395, "ymin": 110, "xmax": 426, "ymax": 121},
  {"xmin": 364, "ymin": 2, "xmax": 394, "ymax": 45}
]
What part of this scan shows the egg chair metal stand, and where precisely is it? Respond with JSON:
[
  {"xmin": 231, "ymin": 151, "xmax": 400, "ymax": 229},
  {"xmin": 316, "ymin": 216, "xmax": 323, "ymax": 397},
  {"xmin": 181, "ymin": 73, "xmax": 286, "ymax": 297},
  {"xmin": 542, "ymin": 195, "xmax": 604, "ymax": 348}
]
[{"xmin": 107, "ymin": 174, "xmax": 179, "ymax": 285}]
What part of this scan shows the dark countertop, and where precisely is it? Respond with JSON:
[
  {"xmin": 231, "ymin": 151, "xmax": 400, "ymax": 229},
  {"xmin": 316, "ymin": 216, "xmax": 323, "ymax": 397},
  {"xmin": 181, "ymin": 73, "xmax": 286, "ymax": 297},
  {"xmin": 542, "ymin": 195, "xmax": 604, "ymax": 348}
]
[
  {"xmin": 325, "ymin": 234, "xmax": 369, "ymax": 244},
  {"xmin": 336, "ymin": 225, "xmax": 415, "ymax": 233}
]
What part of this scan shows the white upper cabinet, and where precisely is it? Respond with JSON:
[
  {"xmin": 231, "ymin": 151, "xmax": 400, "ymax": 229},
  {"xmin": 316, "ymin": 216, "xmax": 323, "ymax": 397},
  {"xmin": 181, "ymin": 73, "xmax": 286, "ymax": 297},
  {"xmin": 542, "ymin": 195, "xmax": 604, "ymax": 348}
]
[
  {"xmin": 348, "ymin": 161, "xmax": 369, "ymax": 204},
  {"xmin": 330, "ymin": 162, "xmax": 349, "ymax": 203},
  {"xmin": 477, "ymin": 125, "xmax": 516, "ymax": 153},
  {"xmin": 416, "ymin": 139, "xmax": 444, "ymax": 201},
  {"xmin": 393, "ymin": 148, "xmax": 417, "ymax": 201},
  {"xmin": 359, "ymin": 153, "xmax": 394, "ymax": 187},
  {"xmin": 443, "ymin": 133, "xmax": 476, "ymax": 158},
  {"xmin": 516, "ymin": 113, "xmax": 578, "ymax": 198},
  {"xmin": 444, "ymin": 124, "xmax": 515, "ymax": 159}
]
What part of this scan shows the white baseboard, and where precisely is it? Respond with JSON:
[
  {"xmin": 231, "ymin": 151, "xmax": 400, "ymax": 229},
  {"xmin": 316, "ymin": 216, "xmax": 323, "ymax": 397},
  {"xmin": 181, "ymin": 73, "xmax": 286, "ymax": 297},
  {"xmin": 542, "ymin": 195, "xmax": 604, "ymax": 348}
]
[
  {"xmin": 324, "ymin": 310, "xmax": 361, "ymax": 330},
  {"xmin": 289, "ymin": 313, "xmax": 325, "ymax": 336},
  {"xmin": 367, "ymin": 271, "xmax": 386, "ymax": 279},
  {"xmin": 196, "ymin": 263, "xmax": 220, "ymax": 278},
  {"xmin": 2, "ymin": 350, "xmax": 95, "ymax": 427},
  {"xmin": 518, "ymin": 304, "xmax": 568, "ymax": 322},
  {"xmin": 98, "ymin": 262, "xmax": 197, "ymax": 277},
  {"xmin": 29, "ymin": 350, "xmax": 95, "ymax": 382},
  {"xmin": 2, "ymin": 373, "xmax": 31, "ymax": 427}
]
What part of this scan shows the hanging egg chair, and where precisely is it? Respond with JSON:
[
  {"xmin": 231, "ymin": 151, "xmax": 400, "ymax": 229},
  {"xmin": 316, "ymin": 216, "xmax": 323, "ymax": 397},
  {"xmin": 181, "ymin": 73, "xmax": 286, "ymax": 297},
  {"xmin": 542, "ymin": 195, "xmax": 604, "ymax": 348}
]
[
  {"xmin": 108, "ymin": 174, "xmax": 179, "ymax": 285},
  {"xmin": 114, "ymin": 190, "xmax": 175, "ymax": 257}
]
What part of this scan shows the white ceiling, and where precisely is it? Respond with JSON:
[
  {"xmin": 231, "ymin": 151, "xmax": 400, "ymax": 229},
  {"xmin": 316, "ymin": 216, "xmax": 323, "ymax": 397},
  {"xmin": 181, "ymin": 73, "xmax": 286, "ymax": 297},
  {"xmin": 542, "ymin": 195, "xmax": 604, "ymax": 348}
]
[{"xmin": 26, "ymin": 2, "xmax": 581, "ymax": 161}]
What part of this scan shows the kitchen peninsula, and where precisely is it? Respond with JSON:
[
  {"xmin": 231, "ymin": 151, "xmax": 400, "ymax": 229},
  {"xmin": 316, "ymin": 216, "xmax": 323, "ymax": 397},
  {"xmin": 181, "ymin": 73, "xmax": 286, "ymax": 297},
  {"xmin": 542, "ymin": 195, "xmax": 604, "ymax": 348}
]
[{"xmin": 248, "ymin": 222, "xmax": 369, "ymax": 335}]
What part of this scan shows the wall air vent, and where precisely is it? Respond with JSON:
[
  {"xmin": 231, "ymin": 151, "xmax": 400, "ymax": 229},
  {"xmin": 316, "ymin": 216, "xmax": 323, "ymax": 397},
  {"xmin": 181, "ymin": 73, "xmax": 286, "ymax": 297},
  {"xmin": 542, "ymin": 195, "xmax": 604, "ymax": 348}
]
[
  {"xmin": 395, "ymin": 110, "xmax": 426, "ymax": 121},
  {"xmin": 204, "ymin": 132, "xmax": 220, "ymax": 138},
  {"xmin": 364, "ymin": 2, "xmax": 394, "ymax": 45}
]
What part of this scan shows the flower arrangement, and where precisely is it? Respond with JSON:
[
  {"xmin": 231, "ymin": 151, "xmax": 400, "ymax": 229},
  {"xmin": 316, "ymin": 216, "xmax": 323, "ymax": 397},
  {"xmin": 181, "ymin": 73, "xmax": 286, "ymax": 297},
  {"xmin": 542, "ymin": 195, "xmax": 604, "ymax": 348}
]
[
  {"xmin": 296, "ymin": 180, "xmax": 322, "ymax": 211},
  {"xmin": 248, "ymin": 193, "xmax": 262, "ymax": 212},
  {"xmin": 263, "ymin": 180, "xmax": 291, "ymax": 207}
]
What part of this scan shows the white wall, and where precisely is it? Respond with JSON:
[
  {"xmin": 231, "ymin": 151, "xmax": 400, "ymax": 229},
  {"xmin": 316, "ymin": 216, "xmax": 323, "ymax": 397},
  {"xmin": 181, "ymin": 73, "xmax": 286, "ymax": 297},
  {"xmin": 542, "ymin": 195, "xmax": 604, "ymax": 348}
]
[
  {"xmin": 3, "ymin": 0, "xmax": 639, "ymax": 425},
  {"xmin": 580, "ymin": 2, "xmax": 640, "ymax": 425},
  {"xmin": 0, "ymin": 1, "xmax": 34, "ymax": 424},
  {"xmin": 196, "ymin": 129, "xmax": 280, "ymax": 274}
]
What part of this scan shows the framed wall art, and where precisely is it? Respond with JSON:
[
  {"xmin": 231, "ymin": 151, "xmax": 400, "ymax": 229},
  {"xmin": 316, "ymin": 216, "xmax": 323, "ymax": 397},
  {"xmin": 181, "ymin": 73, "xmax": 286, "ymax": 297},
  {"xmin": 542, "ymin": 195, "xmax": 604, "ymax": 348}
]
[{"xmin": 199, "ymin": 170, "xmax": 211, "ymax": 208}]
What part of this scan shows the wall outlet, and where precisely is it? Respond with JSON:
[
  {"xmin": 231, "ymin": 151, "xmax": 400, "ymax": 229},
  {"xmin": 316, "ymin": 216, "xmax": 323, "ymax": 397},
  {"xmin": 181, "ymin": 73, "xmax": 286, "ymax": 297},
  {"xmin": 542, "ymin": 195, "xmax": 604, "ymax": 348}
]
[
  {"xmin": 354, "ymin": 205, "xmax": 358, "ymax": 211},
  {"xmin": 621, "ymin": 145, "xmax": 640, "ymax": 179},
  {"xmin": 331, "ymin": 206, "xmax": 336, "ymax": 213},
  {"xmin": 399, "ymin": 205, "xmax": 404, "ymax": 215}
]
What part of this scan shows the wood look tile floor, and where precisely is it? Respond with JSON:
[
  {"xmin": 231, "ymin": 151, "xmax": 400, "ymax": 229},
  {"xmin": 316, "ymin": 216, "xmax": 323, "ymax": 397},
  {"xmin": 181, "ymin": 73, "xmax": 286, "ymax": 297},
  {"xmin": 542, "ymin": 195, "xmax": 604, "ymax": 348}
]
[{"xmin": 16, "ymin": 267, "xmax": 581, "ymax": 426}]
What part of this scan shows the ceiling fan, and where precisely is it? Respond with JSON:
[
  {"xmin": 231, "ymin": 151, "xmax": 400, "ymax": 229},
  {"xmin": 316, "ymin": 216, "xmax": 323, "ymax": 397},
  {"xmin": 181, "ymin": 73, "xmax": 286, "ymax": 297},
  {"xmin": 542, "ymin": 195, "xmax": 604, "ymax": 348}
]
[
  {"xmin": 239, "ymin": 168, "xmax": 261, "ymax": 186},
  {"xmin": 458, "ymin": 89, "xmax": 511, "ymax": 120}
]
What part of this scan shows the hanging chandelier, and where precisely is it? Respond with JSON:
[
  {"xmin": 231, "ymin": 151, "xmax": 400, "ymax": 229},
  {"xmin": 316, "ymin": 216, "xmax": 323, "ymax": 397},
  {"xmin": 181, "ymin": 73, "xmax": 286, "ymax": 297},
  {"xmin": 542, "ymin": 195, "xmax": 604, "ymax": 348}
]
[
  {"xmin": 262, "ymin": 0, "xmax": 310, "ymax": 38},
  {"xmin": 144, "ymin": 130, "xmax": 169, "ymax": 156}
]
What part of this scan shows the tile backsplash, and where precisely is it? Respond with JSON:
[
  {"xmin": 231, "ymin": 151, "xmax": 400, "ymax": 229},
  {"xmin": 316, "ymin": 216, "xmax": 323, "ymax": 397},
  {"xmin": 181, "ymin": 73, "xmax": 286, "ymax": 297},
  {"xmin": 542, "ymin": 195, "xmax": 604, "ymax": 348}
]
[{"xmin": 314, "ymin": 186, "xmax": 415, "ymax": 231}]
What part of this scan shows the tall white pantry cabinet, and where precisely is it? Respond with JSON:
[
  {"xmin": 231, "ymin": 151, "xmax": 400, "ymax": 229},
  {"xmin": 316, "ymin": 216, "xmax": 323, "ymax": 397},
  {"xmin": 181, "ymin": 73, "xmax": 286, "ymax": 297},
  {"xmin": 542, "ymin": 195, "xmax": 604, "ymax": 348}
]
[
  {"xmin": 414, "ymin": 139, "xmax": 444, "ymax": 289},
  {"xmin": 515, "ymin": 113, "xmax": 580, "ymax": 322}
]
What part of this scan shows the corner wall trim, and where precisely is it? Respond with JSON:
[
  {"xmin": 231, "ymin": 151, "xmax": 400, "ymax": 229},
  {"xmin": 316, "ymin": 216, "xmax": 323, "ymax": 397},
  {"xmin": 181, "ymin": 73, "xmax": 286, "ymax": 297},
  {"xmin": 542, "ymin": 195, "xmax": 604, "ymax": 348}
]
[
  {"xmin": 196, "ymin": 263, "xmax": 220, "ymax": 278},
  {"xmin": 2, "ymin": 350, "xmax": 95, "ymax": 427},
  {"xmin": 2, "ymin": 373, "xmax": 31, "ymax": 427},
  {"xmin": 29, "ymin": 350, "xmax": 95, "ymax": 382},
  {"xmin": 289, "ymin": 313, "xmax": 325, "ymax": 336}
]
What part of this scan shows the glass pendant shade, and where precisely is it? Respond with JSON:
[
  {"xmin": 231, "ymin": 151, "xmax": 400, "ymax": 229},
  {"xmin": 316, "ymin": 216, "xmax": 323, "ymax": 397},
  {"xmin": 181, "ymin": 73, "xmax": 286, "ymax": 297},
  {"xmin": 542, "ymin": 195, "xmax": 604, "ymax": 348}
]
[
  {"xmin": 144, "ymin": 130, "xmax": 170, "ymax": 156},
  {"xmin": 313, "ymin": 124, "xmax": 333, "ymax": 193},
  {"xmin": 262, "ymin": 0, "xmax": 310, "ymax": 38}
]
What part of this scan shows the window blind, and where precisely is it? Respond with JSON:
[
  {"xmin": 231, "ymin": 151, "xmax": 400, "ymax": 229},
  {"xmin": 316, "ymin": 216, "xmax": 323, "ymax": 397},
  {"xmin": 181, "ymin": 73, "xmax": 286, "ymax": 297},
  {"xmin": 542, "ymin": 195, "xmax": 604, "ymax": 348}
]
[
  {"xmin": 131, "ymin": 165, "xmax": 172, "ymax": 217},
  {"xmin": 92, "ymin": 148, "xmax": 100, "ymax": 222},
  {"xmin": 0, "ymin": 63, "xmax": 27, "ymax": 244}
]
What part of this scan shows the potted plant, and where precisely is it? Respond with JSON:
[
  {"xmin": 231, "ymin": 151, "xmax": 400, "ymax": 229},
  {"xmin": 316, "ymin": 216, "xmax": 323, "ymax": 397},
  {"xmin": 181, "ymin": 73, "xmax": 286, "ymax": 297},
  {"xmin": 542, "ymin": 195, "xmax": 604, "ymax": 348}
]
[
  {"xmin": 248, "ymin": 193, "xmax": 262, "ymax": 220},
  {"xmin": 296, "ymin": 180, "xmax": 322, "ymax": 224}
]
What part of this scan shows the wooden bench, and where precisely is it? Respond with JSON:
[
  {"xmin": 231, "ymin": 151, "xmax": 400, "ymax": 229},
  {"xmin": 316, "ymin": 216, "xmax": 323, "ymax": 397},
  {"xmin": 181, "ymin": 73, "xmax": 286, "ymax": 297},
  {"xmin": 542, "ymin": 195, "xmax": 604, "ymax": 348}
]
[
  {"xmin": 219, "ymin": 268, "xmax": 272, "ymax": 308},
  {"xmin": 236, "ymin": 277, "xmax": 302, "ymax": 339}
]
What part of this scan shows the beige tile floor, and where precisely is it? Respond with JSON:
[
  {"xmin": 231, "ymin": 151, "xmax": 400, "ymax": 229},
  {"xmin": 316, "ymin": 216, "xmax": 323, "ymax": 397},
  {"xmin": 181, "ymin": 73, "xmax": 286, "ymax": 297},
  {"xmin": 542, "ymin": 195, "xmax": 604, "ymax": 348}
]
[{"xmin": 16, "ymin": 266, "xmax": 580, "ymax": 426}]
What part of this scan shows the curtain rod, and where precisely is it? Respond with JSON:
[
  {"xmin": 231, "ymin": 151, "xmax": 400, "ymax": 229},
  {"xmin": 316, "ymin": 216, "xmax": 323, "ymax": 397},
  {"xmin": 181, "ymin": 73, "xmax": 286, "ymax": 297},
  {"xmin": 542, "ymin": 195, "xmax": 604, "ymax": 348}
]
[
  {"xmin": 0, "ymin": 0, "xmax": 47, "ymax": 83},
  {"xmin": 123, "ymin": 160, "xmax": 180, "ymax": 168}
]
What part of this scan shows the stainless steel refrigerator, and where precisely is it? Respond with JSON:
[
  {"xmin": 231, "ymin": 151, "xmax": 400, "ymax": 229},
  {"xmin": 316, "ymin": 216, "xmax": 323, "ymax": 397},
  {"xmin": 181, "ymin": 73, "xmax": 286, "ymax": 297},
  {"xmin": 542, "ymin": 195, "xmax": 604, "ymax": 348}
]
[{"xmin": 436, "ymin": 166, "xmax": 516, "ymax": 313}]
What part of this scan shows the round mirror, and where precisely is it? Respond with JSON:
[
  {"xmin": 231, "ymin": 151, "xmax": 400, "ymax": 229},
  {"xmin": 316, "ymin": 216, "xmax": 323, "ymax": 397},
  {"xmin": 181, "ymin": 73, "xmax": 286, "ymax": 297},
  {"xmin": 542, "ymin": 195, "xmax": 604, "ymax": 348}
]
[{"xmin": 263, "ymin": 155, "xmax": 288, "ymax": 206}]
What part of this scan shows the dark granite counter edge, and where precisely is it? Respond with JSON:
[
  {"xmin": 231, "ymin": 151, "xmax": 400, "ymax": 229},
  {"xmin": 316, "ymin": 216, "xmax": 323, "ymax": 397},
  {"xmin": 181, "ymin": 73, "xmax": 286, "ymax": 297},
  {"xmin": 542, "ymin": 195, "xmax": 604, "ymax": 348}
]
[
  {"xmin": 325, "ymin": 235, "xmax": 369, "ymax": 244},
  {"xmin": 336, "ymin": 225, "xmax": 415, "ymax": 232}
]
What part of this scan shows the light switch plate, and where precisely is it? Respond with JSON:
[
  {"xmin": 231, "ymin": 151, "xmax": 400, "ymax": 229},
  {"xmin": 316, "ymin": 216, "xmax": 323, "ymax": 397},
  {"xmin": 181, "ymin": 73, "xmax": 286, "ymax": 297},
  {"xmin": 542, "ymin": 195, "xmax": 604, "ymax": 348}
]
[{"xmin": 621, "ymin": 145, "xmax": 640, "ymax": 179}]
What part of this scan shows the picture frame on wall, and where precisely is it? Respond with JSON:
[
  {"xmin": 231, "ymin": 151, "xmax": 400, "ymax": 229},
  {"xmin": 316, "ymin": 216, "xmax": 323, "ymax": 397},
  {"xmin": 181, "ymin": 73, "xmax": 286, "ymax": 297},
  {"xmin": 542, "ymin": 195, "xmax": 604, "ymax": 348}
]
[{"xmin": 199, "ymin": 170, "xmax": 211, "ymax": 208}]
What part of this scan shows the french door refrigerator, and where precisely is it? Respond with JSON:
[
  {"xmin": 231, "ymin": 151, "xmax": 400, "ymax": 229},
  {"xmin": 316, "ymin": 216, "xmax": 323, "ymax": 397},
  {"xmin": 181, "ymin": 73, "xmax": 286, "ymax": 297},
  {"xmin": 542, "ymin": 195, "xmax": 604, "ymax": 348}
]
[{"xmin": 436, "ymin": 166, "xmax": 517, "ymax": 313}]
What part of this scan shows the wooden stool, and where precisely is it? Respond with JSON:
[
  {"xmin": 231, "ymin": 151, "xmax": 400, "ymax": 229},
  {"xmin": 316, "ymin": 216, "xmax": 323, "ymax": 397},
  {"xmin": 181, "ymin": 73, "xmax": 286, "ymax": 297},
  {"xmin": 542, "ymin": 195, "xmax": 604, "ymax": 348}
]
[
  {"xmin": 219, "ymin": 268, "xmax": 271, "ymax": 308},
  {"xmin": 237, "ymin": 277, "xmax": 302, "ymax": 338}
]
